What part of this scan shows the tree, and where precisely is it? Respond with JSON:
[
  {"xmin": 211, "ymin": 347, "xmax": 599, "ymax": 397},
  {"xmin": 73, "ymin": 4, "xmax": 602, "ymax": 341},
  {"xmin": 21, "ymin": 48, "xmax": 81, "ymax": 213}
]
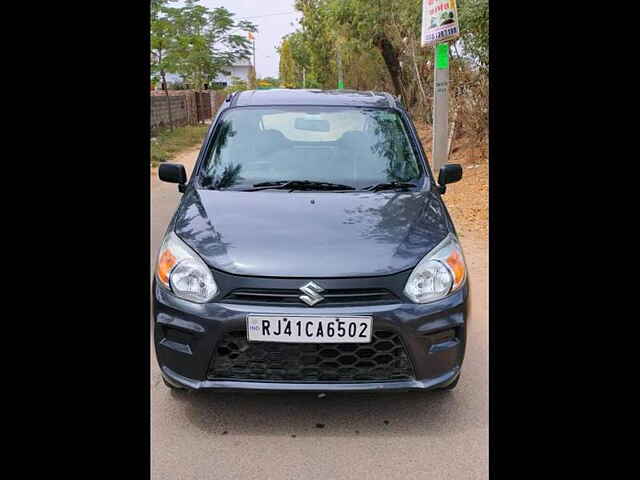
[
  {"xmin": 151, "ymin": 0, "xmax": 179, "ymax": 128},
  {"xmin": 225, "ymin": 76, "xmax": 248, "ymax": 93},
  {"xmin": 151, "ymin": 0, "xmax": 257, "ymax": 91},
  {"xmin": 151, "ymin": 1, "xmax": 178, "ymax": 90},
  {"xmin": 278, "ymin": 36, "xmax": 298, "ymax": 88},
  {"xmin": 276, "ymin": 0, "xmax": 489, "ymax": 145},
  {"xmin": 458, "ymin": 0, "xmax": 489, "ymax": 72},
  {"xmin": 294, "ymin": 0, "xmax": 337, "ymax": 88},
  {"xmin": 328, "ymin": 0, "xmax": 393, "ymax": 95},
  {"xmin": 278, "ymin": 29, "xmax": 324, "ymax": 88}
]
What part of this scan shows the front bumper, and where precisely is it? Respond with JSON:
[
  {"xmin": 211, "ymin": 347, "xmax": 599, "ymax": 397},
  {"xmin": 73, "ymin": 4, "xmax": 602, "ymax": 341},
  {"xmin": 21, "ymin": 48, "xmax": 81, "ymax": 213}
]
[{"xmin": 153, "ymin": 279, "xmax": 468, "ymax": 392}]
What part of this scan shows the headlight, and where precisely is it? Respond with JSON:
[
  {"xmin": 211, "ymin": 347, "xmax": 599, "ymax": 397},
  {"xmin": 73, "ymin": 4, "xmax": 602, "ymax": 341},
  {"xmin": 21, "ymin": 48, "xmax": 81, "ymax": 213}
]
[
  {"xmin": 155, "ymin": 231, "xmax": 218, "ymax": 303},
  {"xmin": 404, "ymin": 233, "xmax": 466, "ymax": 303}
]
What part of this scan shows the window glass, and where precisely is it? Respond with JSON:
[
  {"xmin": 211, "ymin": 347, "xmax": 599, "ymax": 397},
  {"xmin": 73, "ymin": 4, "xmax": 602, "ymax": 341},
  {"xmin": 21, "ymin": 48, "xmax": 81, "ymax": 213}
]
[{"xmin": 199, "ymin": 107, "xmax": 423, "ymax": 190}]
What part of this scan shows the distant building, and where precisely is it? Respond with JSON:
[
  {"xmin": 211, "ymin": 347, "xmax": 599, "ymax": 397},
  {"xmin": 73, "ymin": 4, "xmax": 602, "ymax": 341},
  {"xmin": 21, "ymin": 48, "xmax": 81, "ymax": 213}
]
[
  {"xmin": 212, "ymin": 59, "xmax": 253, "ymax": 88},
  {"xmin": 152, "ymin": 59, "xmax": 253, "ymax": 90}
]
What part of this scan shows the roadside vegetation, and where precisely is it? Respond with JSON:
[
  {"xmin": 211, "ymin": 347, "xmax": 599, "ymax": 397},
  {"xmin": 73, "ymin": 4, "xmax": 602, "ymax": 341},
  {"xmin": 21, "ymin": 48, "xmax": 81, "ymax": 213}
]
[
  {"xmin": 279, "ymin": 0, "xmax": 489, "ymax": 157},
  {"xmin": 151, "ymin": 124, "xmax": 209, "ymax": 167}
]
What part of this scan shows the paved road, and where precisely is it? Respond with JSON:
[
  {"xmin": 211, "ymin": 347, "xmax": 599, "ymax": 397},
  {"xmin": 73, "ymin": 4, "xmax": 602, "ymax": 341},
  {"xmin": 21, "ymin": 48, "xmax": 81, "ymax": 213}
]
[{"xmin": 150, "ymin": 148, "xmax": 488, "ymax": 480}]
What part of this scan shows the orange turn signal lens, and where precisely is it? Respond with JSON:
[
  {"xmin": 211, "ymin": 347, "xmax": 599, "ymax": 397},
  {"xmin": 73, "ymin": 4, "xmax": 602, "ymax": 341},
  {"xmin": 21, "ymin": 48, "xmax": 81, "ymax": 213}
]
[
  {"xmin": 157, "ymin": 249, "xmax": 177, "ymax": 286},
  {"xmin": 446, "ymin": 250, "xmax": 465, "ymax": 287}
]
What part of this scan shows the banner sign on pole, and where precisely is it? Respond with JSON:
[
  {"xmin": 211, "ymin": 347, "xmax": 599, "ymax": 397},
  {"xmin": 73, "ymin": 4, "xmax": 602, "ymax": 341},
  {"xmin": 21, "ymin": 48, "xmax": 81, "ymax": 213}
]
[
  {"xmin": 421, "ymin": 0, "xmax": 460, "ymax": 47},
  {"xmin": 435, "ymin": 43, "xmax": 449, "ymax": 69}
]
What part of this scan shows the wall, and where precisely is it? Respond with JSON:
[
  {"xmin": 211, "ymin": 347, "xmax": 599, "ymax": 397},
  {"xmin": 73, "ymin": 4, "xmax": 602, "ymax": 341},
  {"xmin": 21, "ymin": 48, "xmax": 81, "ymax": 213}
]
[
  {"xmin": 150, "ymin": 95, "xmax": 188, "ymax": 130},
  {"xmin": 150, "ymin": 91, "xmax": 218, "ymax": 132}
]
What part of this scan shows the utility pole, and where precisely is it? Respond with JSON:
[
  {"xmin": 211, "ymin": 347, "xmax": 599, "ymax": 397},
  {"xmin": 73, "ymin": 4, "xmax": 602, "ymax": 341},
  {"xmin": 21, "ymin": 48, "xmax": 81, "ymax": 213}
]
[
  {"xmin": 431, "ymin": 43, "xmax": 449, "ymax": 175},
  {"xmin": 420, "ymin": 0, "xmax": 460, "ymax": 177}
]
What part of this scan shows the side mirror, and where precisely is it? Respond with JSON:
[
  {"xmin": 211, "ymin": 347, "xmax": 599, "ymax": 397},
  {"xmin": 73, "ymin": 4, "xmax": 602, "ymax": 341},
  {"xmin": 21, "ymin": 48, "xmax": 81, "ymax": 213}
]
[
  {"xmin": 437, "ymin": 164, "xmax": 463, "ymax": 194},
  {"xmin": 159, "ymin": 163, "xmax": 187, "ymax": 190}
]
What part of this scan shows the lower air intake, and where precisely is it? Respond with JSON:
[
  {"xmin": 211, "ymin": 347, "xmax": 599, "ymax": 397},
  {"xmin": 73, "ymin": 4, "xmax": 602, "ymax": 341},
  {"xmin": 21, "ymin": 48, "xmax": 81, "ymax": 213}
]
[{"xmin": 208, "ymin": 330, "xmax": 414, "ymax": 382}]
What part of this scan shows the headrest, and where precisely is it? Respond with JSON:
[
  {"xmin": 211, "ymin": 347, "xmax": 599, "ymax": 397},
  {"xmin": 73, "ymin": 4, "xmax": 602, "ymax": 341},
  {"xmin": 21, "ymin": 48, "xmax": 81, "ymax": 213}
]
[
  {"xmin": 254, "ymin": 129, "xmax": 288, "ymax": 154},
  {"xmin": 337, "ymin": 130, "xmax": 369, "ymax": 149}
]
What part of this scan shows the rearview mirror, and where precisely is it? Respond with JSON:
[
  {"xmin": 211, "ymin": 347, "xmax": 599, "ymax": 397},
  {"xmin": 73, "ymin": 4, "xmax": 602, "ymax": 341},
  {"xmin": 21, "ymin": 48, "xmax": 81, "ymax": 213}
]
[
  {"xmin": 294, "ymin": 118, "xmax": 330, "ymax": 132},
  {"xmin": 159, "ymin": 163, "xmax": 187, "ymax": 187},
  {"xmin": 437, "ymin": 164, "xmax": 463, "ymax": 194}
]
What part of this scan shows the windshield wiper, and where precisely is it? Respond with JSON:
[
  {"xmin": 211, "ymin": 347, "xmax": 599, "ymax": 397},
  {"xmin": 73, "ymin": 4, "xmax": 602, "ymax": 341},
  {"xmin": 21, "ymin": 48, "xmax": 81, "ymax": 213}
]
[
  {"xmin": 243, "ymin": 180, "xmax": 356, "ymax": 192},
  {"xmin": 362, "ymin": 182, "xmax": 417, "ymax": 192}
]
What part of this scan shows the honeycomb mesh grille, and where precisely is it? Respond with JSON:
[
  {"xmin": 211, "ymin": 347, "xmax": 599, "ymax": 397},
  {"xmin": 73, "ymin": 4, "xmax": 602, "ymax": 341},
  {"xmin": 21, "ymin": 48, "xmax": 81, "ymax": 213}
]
[{"xmin": 208, "ymin": 330, "xmax": 415, "ymax": 382}]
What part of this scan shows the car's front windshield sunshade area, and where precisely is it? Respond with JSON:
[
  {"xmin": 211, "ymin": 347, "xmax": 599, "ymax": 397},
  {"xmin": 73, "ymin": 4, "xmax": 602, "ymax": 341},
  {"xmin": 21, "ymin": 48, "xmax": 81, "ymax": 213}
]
[{"xmin": 199, "ymin": 107, "xmax": 423, "ymax": 190}]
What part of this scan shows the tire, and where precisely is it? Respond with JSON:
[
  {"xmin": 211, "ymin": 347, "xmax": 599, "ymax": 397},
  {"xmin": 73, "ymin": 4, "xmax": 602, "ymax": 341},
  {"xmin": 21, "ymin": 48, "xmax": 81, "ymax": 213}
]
[
  {"xmin": 162, "ymin": 376, "xmax": 187, "ymax": 391},
  {"xmin": 440, "ymin": 374, "xmax": 460, "ymax": 391}
]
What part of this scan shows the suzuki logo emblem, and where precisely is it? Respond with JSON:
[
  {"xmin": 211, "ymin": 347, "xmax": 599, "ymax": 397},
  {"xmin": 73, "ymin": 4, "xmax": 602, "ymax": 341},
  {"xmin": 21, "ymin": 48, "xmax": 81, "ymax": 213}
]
[{"xmin": 299, "ymin": 281, "xmax": 325, "ymax": 306}]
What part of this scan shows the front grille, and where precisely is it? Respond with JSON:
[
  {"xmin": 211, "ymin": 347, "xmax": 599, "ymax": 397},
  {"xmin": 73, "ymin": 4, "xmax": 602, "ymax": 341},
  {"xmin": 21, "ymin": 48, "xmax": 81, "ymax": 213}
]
[
  {"xmin": 222, "ymin": 288, "xmax": 398, "ymax": 307},
  {"xmin": 208, "ymin": 330, "xmax": 415, "ymax": 382}
]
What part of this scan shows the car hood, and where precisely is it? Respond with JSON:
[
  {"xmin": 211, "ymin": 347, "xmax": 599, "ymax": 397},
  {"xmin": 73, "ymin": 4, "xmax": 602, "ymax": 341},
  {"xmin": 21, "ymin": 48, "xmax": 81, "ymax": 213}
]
[{"xmin": 173, "ymin": 188, "xmax": 451, "ymax": 277}]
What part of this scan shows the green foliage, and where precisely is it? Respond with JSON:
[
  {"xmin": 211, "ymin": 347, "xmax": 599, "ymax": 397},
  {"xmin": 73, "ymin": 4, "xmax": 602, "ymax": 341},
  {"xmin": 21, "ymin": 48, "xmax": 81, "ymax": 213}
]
[
  {"xmin": 257, "ymin": 77, "xmax": 280, "ymax": 89},
  {"xmin": 278, "ymin": 0, "xmax": 488, "ymax": 141},
  {"xmin": 458, "ymin": 0, "xmax": 489, "ymax": 72},
  {"xmin": 150, "ymin": 0, "xmax": 257, "ymax": 90},
  {"xmin": 151, "ymin": 4, "xmax": 178, "ymax": 83},
  {"xmin": 150, "ymin": 124, "xmax": 209, "ymax": 166},
  {"xmin": 224, "ymin": 76, "xmax": 249, "ymax": 93},
  {"xmin": 294, "ymin": 0, "xmax": 337, "ymax": 87},
  {"xmin": 278, "ymin": 36, "xmax": 298, "ymax": 88}
]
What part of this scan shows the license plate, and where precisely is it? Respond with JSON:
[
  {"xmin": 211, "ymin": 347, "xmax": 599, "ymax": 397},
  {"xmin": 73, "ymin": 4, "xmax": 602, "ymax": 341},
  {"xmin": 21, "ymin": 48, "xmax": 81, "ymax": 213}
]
[{"xmin": 246, "ymin": 315, "xmax": 372, "ymax": 343}]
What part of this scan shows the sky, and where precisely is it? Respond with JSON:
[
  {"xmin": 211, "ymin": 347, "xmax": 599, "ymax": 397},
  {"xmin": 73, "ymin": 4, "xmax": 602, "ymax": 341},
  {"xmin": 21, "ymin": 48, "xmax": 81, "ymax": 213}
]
[{"xmin": 176, "ymin": 0, "xmax": 302, "ymax": 79}]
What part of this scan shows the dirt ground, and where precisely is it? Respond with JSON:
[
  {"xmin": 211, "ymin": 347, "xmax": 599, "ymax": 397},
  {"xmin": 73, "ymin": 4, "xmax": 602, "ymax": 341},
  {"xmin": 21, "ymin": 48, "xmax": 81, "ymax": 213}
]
[
  {"xmin": 150, "ymin": 145, "xmax": 200, "ymax": 185},
  {"xmin": 414, "ymin": 122, "xmax": 489, "ymax": 241}
]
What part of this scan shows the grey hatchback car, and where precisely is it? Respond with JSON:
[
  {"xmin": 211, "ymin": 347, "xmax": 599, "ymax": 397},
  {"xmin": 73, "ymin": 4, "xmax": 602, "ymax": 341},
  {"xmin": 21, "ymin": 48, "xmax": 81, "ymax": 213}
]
[{"xmin": 153, "ymin": 89, "xmax": 468, "ymax": 393}]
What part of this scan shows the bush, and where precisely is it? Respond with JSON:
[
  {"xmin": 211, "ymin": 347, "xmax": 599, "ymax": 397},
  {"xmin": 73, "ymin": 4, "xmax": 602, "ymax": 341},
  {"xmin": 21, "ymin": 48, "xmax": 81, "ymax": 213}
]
[{"xmin": 224, "ymin": 76, "xmax": 249, "ymax": 94}]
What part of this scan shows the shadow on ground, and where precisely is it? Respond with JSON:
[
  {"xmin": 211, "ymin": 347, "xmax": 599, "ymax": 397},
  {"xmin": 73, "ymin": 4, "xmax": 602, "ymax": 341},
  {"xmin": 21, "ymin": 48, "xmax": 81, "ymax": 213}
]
[{"xmin": 164, "ymin": 381, "xmax": 480, "ymax": 438}]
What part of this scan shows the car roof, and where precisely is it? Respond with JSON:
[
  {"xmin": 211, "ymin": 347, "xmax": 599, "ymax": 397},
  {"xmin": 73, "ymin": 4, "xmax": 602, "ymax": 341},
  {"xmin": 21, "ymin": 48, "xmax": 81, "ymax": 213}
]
[{"xmin": 229, "ymin": 89, "xmax": 401, "ymax": 109}]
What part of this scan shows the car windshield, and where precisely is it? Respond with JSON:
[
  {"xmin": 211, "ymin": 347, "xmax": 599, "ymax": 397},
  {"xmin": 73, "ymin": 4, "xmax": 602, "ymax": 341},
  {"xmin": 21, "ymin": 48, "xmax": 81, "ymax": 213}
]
[{"xmin": 198, "ymin": 106, "xmax": 424, "ymax": 191}]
